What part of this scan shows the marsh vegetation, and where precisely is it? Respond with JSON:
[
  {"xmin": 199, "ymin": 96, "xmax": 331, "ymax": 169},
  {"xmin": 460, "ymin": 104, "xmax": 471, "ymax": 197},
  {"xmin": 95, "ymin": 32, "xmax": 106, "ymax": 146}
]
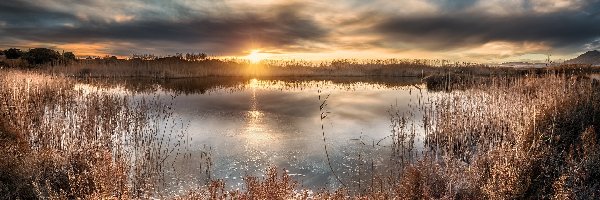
[
  {"xmin": 1, "ymin": 63, "xmax": 599, "ymax": 199},
  {"xmin": 2, "ymin": 48, "xmax": 598, "ymax": 79}
]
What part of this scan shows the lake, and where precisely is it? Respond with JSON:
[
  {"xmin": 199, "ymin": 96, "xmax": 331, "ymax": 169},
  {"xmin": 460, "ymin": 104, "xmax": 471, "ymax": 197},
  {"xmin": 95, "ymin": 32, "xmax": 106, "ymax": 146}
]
[{"xmin": 77, "ymin": 77, "xmax": 435, "ymax": 194}]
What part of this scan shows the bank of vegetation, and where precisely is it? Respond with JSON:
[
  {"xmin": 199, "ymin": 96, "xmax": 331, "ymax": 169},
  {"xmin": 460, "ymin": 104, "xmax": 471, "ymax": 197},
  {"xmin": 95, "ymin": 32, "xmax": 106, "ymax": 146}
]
[
  {"xmin": 1, "ymin": 47, "xmax": 600, "ymax": 199},
  {"xmin": 2, "ymin": 48, "xmax": 599, "ymax": 79}
]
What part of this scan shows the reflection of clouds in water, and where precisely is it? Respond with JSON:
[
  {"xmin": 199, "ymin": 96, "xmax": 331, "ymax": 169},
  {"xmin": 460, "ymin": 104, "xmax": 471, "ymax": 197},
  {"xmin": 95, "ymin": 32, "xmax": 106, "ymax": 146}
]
[
  {"xmin": 124, "ymin": 78, "xmax": 430, "ymax": 190},
  {"xmin": 330, "ymin": 92, "xmax": 390, "ymax": 123},
  {"xmin": 325, "ymin": 89, "xmax": 418, "ymax": 141},
  {"xmin": 257, "ymin": 93, "xmax": 316, "ymax": 115}
]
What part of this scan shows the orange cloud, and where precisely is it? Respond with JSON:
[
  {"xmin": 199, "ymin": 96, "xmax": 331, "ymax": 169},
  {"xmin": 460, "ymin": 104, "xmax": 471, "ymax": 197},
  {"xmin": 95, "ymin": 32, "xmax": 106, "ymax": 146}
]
[{"xmin": 55, "ymin": 43, "xmax": 111, "ymax": 57}]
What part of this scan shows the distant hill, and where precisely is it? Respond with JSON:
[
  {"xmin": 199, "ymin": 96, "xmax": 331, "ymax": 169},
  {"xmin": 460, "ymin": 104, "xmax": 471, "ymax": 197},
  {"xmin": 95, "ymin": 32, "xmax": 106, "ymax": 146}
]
[{"xmin": 565, "ymin": 50, "xmax": 600, "ymax": 65}]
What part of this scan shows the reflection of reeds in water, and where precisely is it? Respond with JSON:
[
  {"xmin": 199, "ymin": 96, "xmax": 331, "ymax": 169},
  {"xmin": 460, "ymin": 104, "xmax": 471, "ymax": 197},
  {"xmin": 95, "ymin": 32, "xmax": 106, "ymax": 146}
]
[
  {"xmin": 0, "ymin": 70, "xmax": 207, "ymax": 199},
  {"xmin": 378, "ymin": 74, "xmax": 600, "ymax": 198},
  {"xmin": 3, "ymin": 68, "xmax": 600, "ymax": 199},
  {"xmin": 132, "ymin": 73, "xmax": 600, "ymax": 199},
  {"xmin": 196, "ymin": 73, "xmax": 599, "ymax": 199},
  {"xmin": 318, "ymin": 89, "xmax": 347, "ymax": 188}
]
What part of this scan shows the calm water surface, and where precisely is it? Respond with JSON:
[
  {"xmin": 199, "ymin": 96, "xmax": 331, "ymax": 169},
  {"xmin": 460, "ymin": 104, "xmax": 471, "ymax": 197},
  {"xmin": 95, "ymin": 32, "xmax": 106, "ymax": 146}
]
[{"xmin": 80, "ymin": 77, "xmax": 433, "ymax": 193}]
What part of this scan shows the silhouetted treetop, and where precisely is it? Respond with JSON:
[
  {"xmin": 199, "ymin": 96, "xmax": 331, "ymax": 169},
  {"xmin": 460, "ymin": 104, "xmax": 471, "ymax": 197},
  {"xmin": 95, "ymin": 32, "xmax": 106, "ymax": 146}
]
[
  {"xmin": 4, "ymin": 48, "xmax": 23, "ymax": 59},
  {"xmin": 63, "ymin": 52, "xmax": 76, "ymax": 60},
  {"xmin": 22, "ymin": 48, "xmax": 61, "ymax": 65}
]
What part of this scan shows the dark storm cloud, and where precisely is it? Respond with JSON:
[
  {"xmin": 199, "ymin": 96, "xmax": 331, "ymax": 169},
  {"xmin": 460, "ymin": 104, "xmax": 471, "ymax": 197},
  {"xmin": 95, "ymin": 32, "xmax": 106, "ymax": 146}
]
[
  {"xmin": 0, "ymin": 0, "xmax": 328, "ymax": 54},
  {"xmin": 433, "ymin": 0, "xmax": 478, "ymax": 10},
  {"xmin": 0, "ymin": 1, "xmax": 76, "ymax": 27},
  {"xmin": 374, "ymin": 2, "xmax": 600, "ymax": 52},
  {"xmin": 2, "ymin": 0, "xmax": 600, "ymax": 58}
]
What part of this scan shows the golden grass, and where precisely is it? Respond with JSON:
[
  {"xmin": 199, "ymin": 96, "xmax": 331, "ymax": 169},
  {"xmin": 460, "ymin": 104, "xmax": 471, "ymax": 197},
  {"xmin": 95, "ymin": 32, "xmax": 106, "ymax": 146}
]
[
  {"xmin": 387, "ymin": 74, "xmax": 600, "ymax": 198},
  {"xmin": 1, "ymin": 68, "xmax": 599, "ymax": 199},
  {"xmin": 174, "ymin": 73, "xmax": 599, "ymax": 199},
  {"xmin": 173, "ymin": 167, "xmax": 309, "ymax": 200},
  {"xmin": 31, "ymin": 58, "xmax": 528, "ymax": 78},
  {"xmin": 0, "ymin": 70, "xmax": 193, "ymax": 199}
]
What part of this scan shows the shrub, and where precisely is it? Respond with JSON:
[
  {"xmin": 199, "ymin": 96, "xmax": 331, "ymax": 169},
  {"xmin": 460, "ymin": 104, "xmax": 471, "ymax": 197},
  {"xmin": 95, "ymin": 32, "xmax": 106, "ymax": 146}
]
[
  {"xmin": 63, "ymin": 52, "xmax": 76, "ymax": 61},
  {"xmin": 4, "ymin": 48, "xmax": 23, "ymax": 59},
  {"xmin": 22, "ymin": 48, "xmax": 61, "ymax": 65}
]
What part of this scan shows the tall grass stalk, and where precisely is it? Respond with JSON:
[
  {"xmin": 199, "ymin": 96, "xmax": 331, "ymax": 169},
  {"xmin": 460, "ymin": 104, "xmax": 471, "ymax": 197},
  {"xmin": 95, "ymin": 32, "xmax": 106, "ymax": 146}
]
[
  {"xmin": 177, "ymin": 73, "xmax": 599, "ymax": 199},
  {"xmin": 0, "ymin": 70, "xmax": 194, "ymax": 199},
  {"xmin": 2, "ymin": 68, "xmax": 599, "ymax": 199},
  {"xmin": 34, "ymin": 58, "xmax": 554, "ymax": 78}
]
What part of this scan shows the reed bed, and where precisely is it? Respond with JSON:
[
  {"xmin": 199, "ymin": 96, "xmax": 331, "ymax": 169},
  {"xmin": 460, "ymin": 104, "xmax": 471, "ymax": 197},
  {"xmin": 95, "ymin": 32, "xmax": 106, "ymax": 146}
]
[
  {"xmin": 360, "ymin": 73, "xmax": 599, "ymax": 199},
  {"xmin": 2, "ymin": 68, "xmax": 599, "ymax": 199},
  {"xmin": 173, "ymin": 73, "xmax": 599, "ymax": 199},
  {"xmin": 0, "ymin": 70, "xmax": 196, "ymax": 199},
  {"xmin": 30, "ymin": 58, "xmax": 528, "ymax": 78},
  {"xmin": 420, "ymin": 74, "xmax": 600, "ymax": 199}
]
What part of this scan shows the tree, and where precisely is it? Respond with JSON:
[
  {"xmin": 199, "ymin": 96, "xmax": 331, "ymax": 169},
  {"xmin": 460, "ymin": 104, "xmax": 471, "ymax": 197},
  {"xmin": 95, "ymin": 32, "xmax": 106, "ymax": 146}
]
[
  {"xmin": 22, "ymin": 48, "xmax": 61, "ymax": 65},
  {"xmin": 63, "ymin": 52, "xmax": 76, "ymax": 60},
  {"xmin": 199, "ymin": 53, "xmax": 207, "ymax": 60},
  {"xmin": 4, "ymin": 48, "xmax": 23, "ymax": 59},
  {"xmin": 101, "ymin": 55, "xmax": 117, "ymax": 61},
  {"xmin": 184, "ymin": 53, "xmax": 208, "ymax": 61}
]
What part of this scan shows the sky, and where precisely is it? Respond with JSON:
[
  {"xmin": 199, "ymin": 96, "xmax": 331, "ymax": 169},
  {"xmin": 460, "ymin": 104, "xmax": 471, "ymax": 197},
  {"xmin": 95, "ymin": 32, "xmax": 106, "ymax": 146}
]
[{"xmin": 1, "ymin": 0, "xmax": 599, "ymax": 63}]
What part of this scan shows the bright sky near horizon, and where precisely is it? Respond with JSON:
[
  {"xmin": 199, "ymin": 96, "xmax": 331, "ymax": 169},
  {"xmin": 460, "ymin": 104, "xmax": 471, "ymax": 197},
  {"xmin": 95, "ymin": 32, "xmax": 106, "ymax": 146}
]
[{"xmin": 1, "ymin": 0, "xmax": 599, "ymax": 63}]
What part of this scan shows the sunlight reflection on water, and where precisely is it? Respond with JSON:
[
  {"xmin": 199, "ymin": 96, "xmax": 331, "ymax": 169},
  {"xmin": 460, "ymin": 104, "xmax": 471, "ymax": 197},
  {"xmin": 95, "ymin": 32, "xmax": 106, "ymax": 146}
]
[{"xmin": 78, "ymin": 77, "xmax": 432, "ymax": 193}]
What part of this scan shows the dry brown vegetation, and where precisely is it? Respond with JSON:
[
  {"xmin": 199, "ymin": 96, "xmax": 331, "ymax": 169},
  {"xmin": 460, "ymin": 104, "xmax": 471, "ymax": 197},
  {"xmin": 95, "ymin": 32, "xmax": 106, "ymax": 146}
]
[
  {"xmin": 0, "ymin": 70, "xmax": 193, "ymax": 199},
  {"xmin": 406, "ymin": 74, "xmax": 600, "ymax": 199},
  {"xmin": 32, "ymin": 58, "xmax": 529, "ymax": 78},
  {"xmin": 175, "ymin": 167, "xmax": 307, "ymax": 200},
  {"xmin": 173, "ymin": 73, "xmax": 600, "ymax": 199},
  {"xmin": 4, "ymin": 54, "xmax": 599, "ymax": 79},
  {"xmin": 1, "ymin": 68, "xmax": 599, "ymax": 199}
]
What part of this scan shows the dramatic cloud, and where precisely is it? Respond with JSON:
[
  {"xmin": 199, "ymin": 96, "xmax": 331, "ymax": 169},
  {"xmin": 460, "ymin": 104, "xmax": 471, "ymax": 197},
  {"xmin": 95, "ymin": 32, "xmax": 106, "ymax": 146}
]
[
  {"xmin": 1, "ymin": 0, "xmax": 599, "ymax": 61},
  {"xmin": 375, "ymin": 9, "xmax": 600, "ymax": 52},
  {"xmin": 0, "ymin": 0, "xmax": 329, "ymax": 55}
]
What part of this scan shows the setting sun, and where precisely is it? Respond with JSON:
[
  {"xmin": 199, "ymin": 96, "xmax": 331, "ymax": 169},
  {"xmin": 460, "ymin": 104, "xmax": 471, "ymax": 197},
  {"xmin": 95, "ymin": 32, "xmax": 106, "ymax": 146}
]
[{"xmin": 247, "ymin": 50, "xmax": 263, "ymax": 63}]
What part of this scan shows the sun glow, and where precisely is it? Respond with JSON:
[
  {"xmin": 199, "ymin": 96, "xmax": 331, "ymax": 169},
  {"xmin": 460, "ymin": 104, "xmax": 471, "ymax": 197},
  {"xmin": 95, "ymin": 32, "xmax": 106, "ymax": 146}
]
[{"xmin": 246, "ymin": 49, "xmax": 263, "ymax": 63}]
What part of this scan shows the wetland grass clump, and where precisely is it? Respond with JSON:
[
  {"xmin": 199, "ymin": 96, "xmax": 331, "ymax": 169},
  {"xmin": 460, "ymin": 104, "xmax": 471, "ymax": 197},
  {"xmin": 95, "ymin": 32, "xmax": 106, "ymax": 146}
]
[
  {"xmin": 177, "ymin": 73, "xmax": 600, "ymax": 199},
  {"xmin": 2, "ymin": 67, "xmax": 600, "ymax": 199},
  {"xmin": 32, "ymin": 57, "xmax": 529, "ymax": 78},
  {"xmin": 0, "ymin": 70, "xmax": 192, "ymax": 199},
  {"xmin": 389, "ymin": 73, "xmax": 600, "ymax": 198},
  {"xmin": 174, "ymin": 167, "xmax": 306, "ymax": 200}
]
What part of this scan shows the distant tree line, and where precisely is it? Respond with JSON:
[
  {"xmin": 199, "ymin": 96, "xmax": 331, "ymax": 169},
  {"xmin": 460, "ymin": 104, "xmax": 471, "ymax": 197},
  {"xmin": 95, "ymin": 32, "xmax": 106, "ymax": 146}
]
[
  {"xmin": 1, "ymin": 48, "xmax": 76, "ymax": 67},
  {"xmin": 1, "ymin": 47, "xmax": 212, "ymax": 68},
  {"xmin": 130, "ymin": 53, "xmax": 208, "ymax": 61}
]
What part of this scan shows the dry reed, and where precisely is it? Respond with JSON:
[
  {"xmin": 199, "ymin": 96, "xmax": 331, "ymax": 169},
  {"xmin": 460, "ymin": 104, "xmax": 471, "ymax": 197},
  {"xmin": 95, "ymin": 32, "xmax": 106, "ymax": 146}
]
[
  {"xmin": 2, "ymin": 68, "xmax": 599, "ymax": 199},
  {"xmin": 0, "ymin": 70, "xmax": 195, "ymax": 199},
  {"xmin": 173, "ymin": 73, "xmax": 599, "ymax": 199}
]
